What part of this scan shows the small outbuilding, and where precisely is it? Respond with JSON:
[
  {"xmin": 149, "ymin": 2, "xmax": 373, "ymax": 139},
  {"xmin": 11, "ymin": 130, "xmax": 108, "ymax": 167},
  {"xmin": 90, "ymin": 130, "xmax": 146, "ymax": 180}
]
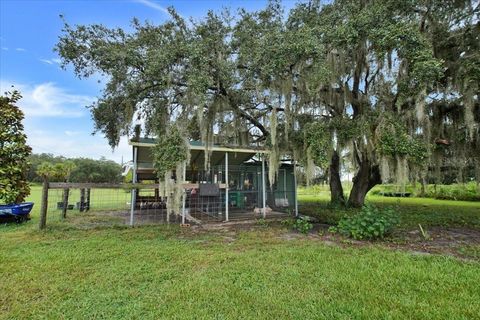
[{"xmin": 126, "ymin": 138, "xmax": 298, "ymax": 223}]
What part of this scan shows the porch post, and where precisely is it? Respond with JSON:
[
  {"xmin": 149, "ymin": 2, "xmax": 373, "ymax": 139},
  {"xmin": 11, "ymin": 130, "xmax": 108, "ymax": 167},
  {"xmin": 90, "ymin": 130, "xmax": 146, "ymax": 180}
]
[
  {"xmin": 182, "ymin": 160, "xmax": 187, "ymax": 224},
  {"xmin": 294, "ymin": 160, "xmax": 298, "ymax": 217},
  {"xmin": 130, "ymin": 146, "xmax": 138, "ymax": 226},
  {"xmin": 261, "ymin": 154, "xmax": 266, "ymax": 219},
  {"xmin": 225, "ymin": 152, "xmax": 229, "ymax": 222}
]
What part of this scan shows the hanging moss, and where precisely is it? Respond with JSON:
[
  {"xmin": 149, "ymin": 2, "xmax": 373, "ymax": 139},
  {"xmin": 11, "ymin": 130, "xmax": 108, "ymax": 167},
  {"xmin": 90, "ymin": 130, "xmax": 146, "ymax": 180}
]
[
  {"xmin": 380, "ymin": 156, "xmax": 391, "ymax": 183},
  {"xmin": 303, "ymin": 122, "xmax": 331, "ymax": 169},
  {"xmin": 152, "ymin": 126, "xmax": 190, "ymax": 178},
  {"xmin": 173, "ymin": 162, "xmax": 186, "ymax": 215},
  {"xmin": 268, "ymin": 147, "xmax": 280, "ymax": 188},
  {"xmin": 377, "ymin": 117, "xmax": 429, "ymax": 162},
  {"xmin": 158, "ymin": 180, "xmax": 166, "ymax": 198},
  {"xmin": 163, "ymin": 170, "xmax": 174, "ymax": 215},
  {"xmin": 463, "ymin": 89, "xmax": 476, "ymax": 139},
  {"xmin": 277, "ymin": 78, "xmax": 293, "ymax": 140},
  {"xmin": 305, "ymin": 148, "xmax": 316, "ymax": 186},
  {"xmin": 395, "ymin": 155, "xmax": 409, "ymax": 192},
  {"xmin": 270, "ymin": 106, "xmax": 278, "ymax": 147},
  {"xmin": 152, "ymin": 126, "xmax": 190, "ymax": 216},
  {"xmin": 156, "ymin": 164, "xmax": 187, "ymax": 217},
  {"xmin": 416, "ymin": 88, "xmax": 426, "ymax": 123},
  {"xmin": 196, "ymin": 105, "xmax": 210, "ymax": 170}
]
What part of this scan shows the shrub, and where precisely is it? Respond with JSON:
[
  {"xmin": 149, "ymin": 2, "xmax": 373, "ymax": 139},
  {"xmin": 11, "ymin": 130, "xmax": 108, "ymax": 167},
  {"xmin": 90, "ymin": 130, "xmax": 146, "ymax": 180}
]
[
  {"xmin": 370, "ymin": 183, "xmax": 480, "ymax": 201},
  {"xmin": 0, "ymin": 91, "xmax": 32, "ymax": 204},
  {"xmin": 330, "ymin": 204, "xmax": 399, "ymax": 240},
  {"xmin": 425, "ymin": 182, "xmax": 480, "ymax": 201},
  {"xmin": 281, "ymin": 218, "xmax": 295, "ymax": 228},
  {"xmin": 256, "ymin": 218, "xmax": 269, "ymax": 227},
  {"xmin": 293, "ymin": 218, "xmax": 313, "ymax": 234}
]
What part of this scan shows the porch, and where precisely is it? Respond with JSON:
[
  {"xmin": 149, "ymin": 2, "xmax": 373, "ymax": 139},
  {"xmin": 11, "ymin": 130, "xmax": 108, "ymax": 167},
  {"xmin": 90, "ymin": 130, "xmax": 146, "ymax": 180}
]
[{"xmin": 128, "ymin": 139, "xmax": 299, "ymax": 225}]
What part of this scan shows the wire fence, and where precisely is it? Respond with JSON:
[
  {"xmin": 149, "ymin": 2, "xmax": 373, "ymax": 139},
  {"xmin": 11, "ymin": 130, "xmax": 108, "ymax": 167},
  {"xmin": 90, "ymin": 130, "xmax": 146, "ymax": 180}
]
[
  {"xmin": 45, "ymin": 187, "xmax": 133, "ymax": 226},
  {"xmin": 41, "ymin": 182, "xmax": 296, "ymax": 229}
]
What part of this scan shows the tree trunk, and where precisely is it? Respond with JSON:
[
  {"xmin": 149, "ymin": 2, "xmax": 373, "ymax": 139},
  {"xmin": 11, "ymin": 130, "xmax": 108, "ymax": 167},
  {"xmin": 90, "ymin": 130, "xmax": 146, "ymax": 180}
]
[
  {"xmin": 348, "ymin": 157, "xmax": 381, "ymax": 208},
  {"xmin": 329, "ymin": 150, "xmax": 345, "ymax": 204}
]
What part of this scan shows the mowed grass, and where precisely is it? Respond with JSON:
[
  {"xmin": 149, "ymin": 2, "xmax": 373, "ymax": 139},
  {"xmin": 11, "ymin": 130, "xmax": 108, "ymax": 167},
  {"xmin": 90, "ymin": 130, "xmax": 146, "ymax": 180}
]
[
  {"xmin": 1, "ymin": 185, "xmax": 480, "ymax": 319},
  {"xmin": 298, "ymin": 186, "xmax": 480, "ymax": 229},
  {"xmin": 1, "ymin": 226, "xmax": 480, "ymax": 319}
]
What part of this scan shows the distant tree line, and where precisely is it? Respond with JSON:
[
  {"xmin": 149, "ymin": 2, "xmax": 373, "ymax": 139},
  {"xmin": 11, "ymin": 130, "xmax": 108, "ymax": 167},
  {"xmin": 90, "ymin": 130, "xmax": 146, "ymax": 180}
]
[{"xmin": 28, "ymin": 153, "xmax": 123, "ymax": 183}]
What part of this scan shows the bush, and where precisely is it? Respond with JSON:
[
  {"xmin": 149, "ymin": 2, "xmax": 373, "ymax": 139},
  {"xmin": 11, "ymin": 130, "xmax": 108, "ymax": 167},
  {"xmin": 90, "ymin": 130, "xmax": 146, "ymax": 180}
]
[
  {"xmin": 370, "ymin": 183, "xmax": 480, "ymax": 201},
  {"xmin": 425, "ymin": 182, "xmax": 480, "ymax": 201},
  {"xmin": 281, "ymin": 218, "xmax": 296, "ymax": 228},
  {"xmin": 0, "ymin": 91, "xmax": 32, "ymax": 204},
  {"xmin": 329, "ymin": 204, "xmax": 399, "ymax": 240},
  {"xmin": 293, "ymin": 218, "xmax": 313, "ymax": 234}
]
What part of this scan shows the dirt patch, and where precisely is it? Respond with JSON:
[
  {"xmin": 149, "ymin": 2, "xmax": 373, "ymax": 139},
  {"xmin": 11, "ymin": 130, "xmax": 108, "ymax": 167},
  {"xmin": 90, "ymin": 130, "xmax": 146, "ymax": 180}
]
[
  {"xmin": 309, "ymin": 226, "xmax": 480, "ymax": 261},
  {"xmin": 59, "ymin": 210, "xmax": 480, "ymax": 261},
  {"xmin": 385, "ymin": 227, "xmax": 480, "ymax": 260},
  {"xmin": 272, "ymin": 223, "xmax": 480, "ymax": 261}
]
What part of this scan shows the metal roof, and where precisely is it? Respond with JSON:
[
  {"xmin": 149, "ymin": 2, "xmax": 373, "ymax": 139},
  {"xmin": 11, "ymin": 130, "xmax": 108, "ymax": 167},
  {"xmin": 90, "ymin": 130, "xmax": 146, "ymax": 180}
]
[
  {"xmin": 130, "ymin": 138, "xmax": 270, "ymax": 168},
  {"xmin": 129, "ymin": 138, "xmax": 269, "ymax": 155}
]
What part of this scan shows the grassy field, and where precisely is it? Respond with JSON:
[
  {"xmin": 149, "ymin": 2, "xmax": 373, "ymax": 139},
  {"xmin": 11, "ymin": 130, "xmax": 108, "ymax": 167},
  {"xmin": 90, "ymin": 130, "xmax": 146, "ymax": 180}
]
[
  {"xmin": 2, "ymin": 225, "xmax": 480, "ymax": 319},
  {"xmin": 1, "ymin": 185, "xmax": 480, "ymax": 319},
  {"xmin": 298, "ymin": 186, "xmax": 480, "ymax": 229}
]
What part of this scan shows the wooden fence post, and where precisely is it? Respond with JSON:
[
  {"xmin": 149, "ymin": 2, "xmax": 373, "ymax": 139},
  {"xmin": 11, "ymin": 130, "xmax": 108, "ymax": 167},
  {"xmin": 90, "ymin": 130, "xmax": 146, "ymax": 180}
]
[
  {"xmin": 61, "ymin": 188, "xmax": 69, "ymax": 219},
  {"xmin": 86, "ymin": 188, "xmax": 91, "ymax": 211},
  {"xmin": 39, "ymin": 179, "xmax": 49, "ymax": 230},
  {"xmin": 80, "ymin": 188, "xmax": 85, "ymax": 212}
]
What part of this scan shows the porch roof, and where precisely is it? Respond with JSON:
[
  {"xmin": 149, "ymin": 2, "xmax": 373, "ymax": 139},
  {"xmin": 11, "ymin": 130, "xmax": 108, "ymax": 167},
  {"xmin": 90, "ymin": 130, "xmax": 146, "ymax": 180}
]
[
  {"xmin": 129, "ymin": 138, "xmax": 269, "ymax": 153},
  {"xmin": 129, "ymin": 138, "xmax": 269, "ymax": 168}
]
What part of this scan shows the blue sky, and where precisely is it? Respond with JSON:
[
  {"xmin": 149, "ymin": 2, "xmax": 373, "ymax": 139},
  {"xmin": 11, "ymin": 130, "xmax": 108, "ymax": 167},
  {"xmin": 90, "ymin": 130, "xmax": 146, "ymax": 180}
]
[{"xmin": 0, "ymin": 0, "xmax": 296, "ymax": 163}]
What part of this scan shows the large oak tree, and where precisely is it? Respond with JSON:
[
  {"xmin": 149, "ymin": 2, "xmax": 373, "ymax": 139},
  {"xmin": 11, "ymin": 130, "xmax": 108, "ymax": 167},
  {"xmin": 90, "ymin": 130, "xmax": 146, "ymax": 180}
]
[{"xmin": 56, "ymin": 0, "xmax": 479, "ymax": 207}]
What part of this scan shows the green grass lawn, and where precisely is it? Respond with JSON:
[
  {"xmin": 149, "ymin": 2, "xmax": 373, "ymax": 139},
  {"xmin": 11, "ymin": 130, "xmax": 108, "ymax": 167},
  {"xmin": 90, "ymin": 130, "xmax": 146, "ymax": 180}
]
[
  {"xmin": 1, "ymin": 225, "xmax": 480, "ymax": 319},
  {"xmin": 1, "ymin": 185, "xmax": 479, "ymax": 319},
  {"xmin": 298, "ymin": 187, "xmax": 480, "ymax": 229}
]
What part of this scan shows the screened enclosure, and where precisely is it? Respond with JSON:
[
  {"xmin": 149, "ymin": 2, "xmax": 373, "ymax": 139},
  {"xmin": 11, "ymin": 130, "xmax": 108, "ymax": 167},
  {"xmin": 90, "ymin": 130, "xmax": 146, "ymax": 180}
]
[{"xmin": 126, "ymin": 138, "xmax": 298, "ymax": 223}]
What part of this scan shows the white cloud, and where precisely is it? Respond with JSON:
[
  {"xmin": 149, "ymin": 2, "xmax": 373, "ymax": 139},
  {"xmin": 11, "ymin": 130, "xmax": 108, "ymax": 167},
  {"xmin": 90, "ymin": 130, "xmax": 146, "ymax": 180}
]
[
  {"xmin": 133, "ymin": 0, "xmax": 169, "ymax": 15},
  {"xmin": 1, "ymin": 47, "xmax": 8, "ymax": 51},
  {"xmin": 39, "ymin": 58, "xmax": 62, "ymax": 65},
  {"xmin": 15, "ymin": 48, "xmax": 26, "ymax": 52},
  {"xmin": 64, "ymin": 130, "xmax": 83, "ymax": 136},
  {"xmin": 27, "ymin": 131, "xmax": 131, "ymax": 163},
  {"xmin": 0, "ymin": 80, "xmax": 95, "ymax": 117},
  {"xmin": 39, "ymin": 59, "xmax": 54, "ymax": 65}
]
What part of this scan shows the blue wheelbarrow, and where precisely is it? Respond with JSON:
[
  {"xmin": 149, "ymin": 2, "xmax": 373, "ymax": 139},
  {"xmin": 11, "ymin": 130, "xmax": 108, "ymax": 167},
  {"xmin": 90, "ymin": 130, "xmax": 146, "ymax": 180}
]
[{"xmin": 0, "ymin": 202, "xmax": 34, "ymax": 223}]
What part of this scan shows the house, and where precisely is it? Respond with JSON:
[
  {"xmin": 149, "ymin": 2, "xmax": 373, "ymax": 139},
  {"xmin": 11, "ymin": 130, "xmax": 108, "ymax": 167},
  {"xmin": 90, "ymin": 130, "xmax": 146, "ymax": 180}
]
[{"xmin": 126, "ymin": 137, "xmax": 298, "ymax": 223}]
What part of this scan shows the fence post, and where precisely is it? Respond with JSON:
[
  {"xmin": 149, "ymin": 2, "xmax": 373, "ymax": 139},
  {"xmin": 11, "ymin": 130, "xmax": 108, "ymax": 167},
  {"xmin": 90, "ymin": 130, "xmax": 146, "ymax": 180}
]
[
  {"xmin": 86, "ymin": 188, "xmax": 91, "ymax": 211},
  {"xmin": 80, "ymin": 188, "xmax": 85, "ymax": 212},
  {"xmin": 130, "ymin": 146, "xmax": 138, "ymax": 226},
  {"xmin": 182, "ymin": 161, "xmax": 187, "ymax": 225},
  {"xmin": 61, "ymin": 188, "xmax": 69, "ymax": 219},
  {"xmin": 294, "ymin": 160, "xmax": 299, "ymax": 217},
  {"xmin": 39, "ymin": 179, "xmax": 49, "ymax": 230},
  {"xmin": 262, "ymin": 155, "xmax": 266, "ymax": 219},
  {"xmin": 225, "ymin": 152, "xmax": 229, "ymax": 222}
]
